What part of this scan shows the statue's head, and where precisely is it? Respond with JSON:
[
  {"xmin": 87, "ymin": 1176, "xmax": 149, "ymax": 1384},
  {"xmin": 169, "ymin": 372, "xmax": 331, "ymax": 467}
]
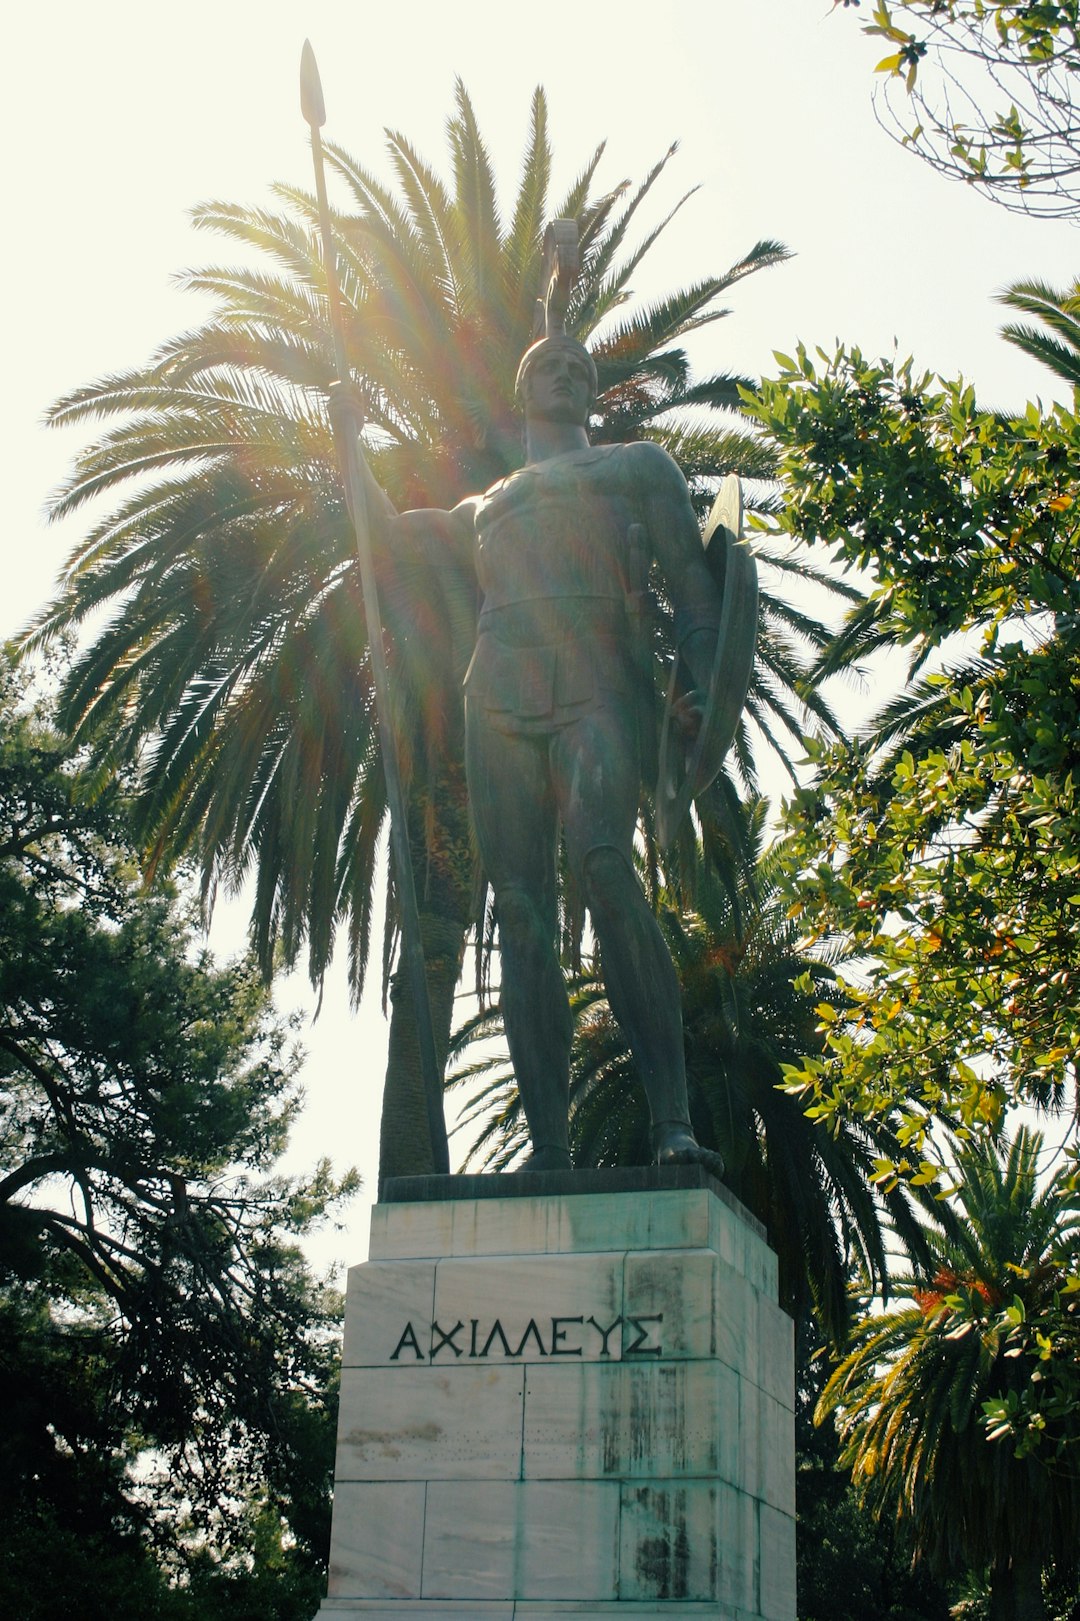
[{"xmin": 515, "ymin": 334, "xmax": 597, "ymax": 426}]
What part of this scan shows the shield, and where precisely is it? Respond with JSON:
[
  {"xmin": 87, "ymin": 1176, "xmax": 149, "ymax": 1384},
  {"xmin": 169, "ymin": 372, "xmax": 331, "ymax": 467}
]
[{"xmin": 654, "ymin": 475, "xmax": 758, "ymax": 848}]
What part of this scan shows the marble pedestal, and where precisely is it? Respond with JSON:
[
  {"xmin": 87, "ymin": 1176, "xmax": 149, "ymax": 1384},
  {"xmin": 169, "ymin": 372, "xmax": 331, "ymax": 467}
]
[{"xmin": 317, "ymin": 1168, "xmax": 795, "ymax": 1620}]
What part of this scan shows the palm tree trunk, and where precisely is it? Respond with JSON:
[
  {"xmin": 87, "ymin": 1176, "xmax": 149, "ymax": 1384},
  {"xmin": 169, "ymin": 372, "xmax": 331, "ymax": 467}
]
[
  {"xmin": 989, "ymin": 1554, "xmax": 1046, "ymax": 1621},
  {"xmin": 379, "ymin": 910, "xmax": 467, "ymax": 1182},
  {"xmin": 377, "ymin": 762, "xmax": 475, "ymax": 1184}
]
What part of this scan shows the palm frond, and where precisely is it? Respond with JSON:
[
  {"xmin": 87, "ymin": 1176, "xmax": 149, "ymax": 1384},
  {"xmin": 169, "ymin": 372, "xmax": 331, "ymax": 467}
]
[{"xmin": 501, "ymin": 87, "xmax": 551, "ymax": 330}]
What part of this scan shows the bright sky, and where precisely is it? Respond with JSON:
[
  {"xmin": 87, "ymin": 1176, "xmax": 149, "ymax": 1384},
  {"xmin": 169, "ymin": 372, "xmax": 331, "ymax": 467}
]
[{"xmin": 7, "ymin": 0, "xmax": 1080, "ymax": 1271}]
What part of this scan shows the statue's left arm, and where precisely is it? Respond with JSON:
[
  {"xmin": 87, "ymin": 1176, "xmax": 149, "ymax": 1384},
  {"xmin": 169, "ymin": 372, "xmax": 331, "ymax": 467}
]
[{"xmin": 633, "ymin": 442, "xmax": 723, "ymax": 703}]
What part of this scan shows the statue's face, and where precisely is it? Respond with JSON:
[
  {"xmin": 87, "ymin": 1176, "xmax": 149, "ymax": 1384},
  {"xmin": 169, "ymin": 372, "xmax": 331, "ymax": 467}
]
[{"xmin": 523, "ymin": 344, "xmax": 593, "ymax": 426}]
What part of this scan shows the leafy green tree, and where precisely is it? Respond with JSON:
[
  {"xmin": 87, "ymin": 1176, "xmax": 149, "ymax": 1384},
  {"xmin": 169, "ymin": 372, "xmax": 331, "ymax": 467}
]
[
  {"xmin": 817, "ymin": 1129, "xmax": 1080, "ymax": 1621},
  {"xmin": 748, "ymin": 339, "xmax": 1080, "ymax": 1163},
  {"xmin": 453, "ymin": 804, "xmax": 935, "ymax": 1346},
  {"xmin": 746, "ymin": 309, "xmax": 1080, "ymax": 1614},
  {"xmin": 0, "ymin": 661, "xmax": 349, "ymax": 1617},
  {"xmin": 24, "ymin": 85, "xmax": 846, "ymax": 1180},
  {"xmin": 837, "ymin": 0, "xmax": 1080, "ymax": 216}
]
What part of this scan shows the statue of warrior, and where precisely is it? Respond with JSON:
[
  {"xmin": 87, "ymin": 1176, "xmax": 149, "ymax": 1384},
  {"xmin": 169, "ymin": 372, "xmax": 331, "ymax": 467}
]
[{"xmin": 354, "ymin": 224, "xmax": 756, "ymax": 1176}]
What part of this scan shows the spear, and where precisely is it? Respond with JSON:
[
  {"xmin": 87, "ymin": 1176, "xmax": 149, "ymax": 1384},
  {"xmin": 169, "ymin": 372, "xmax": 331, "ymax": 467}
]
[{"xmin": 300, "ymin": 40, "xmax": 449, "ymax": 1177}]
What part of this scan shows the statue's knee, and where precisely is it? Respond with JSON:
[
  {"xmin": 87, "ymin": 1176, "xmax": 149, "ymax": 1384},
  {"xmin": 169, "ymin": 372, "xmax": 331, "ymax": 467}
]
[
  {"xmin": 581, "ymin": 845, "xmax": 635, "ymax": 914},
  {"xmin": 496, "ymin": 884, "xmax": 543, "ymax": 948}
]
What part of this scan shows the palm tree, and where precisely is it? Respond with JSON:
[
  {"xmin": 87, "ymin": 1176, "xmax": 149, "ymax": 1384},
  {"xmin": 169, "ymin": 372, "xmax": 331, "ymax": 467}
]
[
  {"xmin": 26, "ymin": 85, "xmax": 848, "ymax": 1180},
  {"xmin": 998, "ymin": 277, "xmax": 1080, "ymax": 390},
  {"xmin": 817, "ymin": 1129, "xmax": 1080, "ymax": 1620},
  {"xmin": 452, "ymin": 801, "xmax": 935, "ymax": 1346}
]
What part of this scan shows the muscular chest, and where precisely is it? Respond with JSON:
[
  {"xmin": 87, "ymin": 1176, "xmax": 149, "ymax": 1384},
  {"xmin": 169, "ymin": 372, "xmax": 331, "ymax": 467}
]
[{"xmin": 474, "ymin": 448, "xmax": 640, "ymax": 604}]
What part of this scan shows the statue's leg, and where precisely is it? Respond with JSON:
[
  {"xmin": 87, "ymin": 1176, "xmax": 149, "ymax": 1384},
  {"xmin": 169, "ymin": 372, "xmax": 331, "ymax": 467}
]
[
  {"xmin": 552, "ymin": 706, "xmax": 724, "ymax": 1177},
  {"xmin": 466, "ymin": 702, "xmax": 573, "ymax": 1170}
]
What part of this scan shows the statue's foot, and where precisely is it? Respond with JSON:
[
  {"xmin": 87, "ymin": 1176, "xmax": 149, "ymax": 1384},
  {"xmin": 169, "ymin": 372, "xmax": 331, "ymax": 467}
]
[
  {"xmin": 521, "ymin": 1144, "xmax": 573, "ymax": 1173},
  {"xmin": 653, "ymin": 1124, "xmax": 725, "ymax": 1181}
]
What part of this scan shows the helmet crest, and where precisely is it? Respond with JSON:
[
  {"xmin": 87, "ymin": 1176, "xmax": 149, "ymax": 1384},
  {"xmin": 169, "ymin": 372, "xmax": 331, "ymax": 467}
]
[{"xmin": 515, "ymin": 219, "xmax": 596, "ymax": 408}]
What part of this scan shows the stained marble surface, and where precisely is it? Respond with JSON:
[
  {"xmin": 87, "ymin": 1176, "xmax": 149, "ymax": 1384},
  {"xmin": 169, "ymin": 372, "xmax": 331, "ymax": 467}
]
[{"xmin": 320, "ymin": 1186, "xmax": 795, "ymax": 1620}]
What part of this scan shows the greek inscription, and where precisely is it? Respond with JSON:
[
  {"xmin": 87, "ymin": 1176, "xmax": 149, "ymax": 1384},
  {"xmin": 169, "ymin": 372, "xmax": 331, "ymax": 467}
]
[
  {"xmin": 513, "ymin": 1318, "xmax": 548, "ymax": 1357},
  {"xmin": 587, "ymin": 1314, "xmax": 623, "ymax": 1356},
  {"xmin": 430, "ymin": 1319, "xmax": 465, "ymax": 1359},
  {"xmin": 550, "ymin": 1315, "xmax": 584, "ymax": 1356},
  {"xmin": 389, "ymin": 1321, "xmax": 425, "ymax": 1362},
  {"xmin": 389, "ymin": 1308, "xmax": 664, "ymax": 1360},
  {"xmin": 625, "ymin": 1313, "xmax": 664, "ymax": 1356},
  {"xmin": 479, "ymin": 1319, "xmax": 515, "ymax": 1358}
]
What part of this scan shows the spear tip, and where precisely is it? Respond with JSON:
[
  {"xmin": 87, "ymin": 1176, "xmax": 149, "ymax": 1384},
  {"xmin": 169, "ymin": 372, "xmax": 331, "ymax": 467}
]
[{"xmin": 300, "ymin": 39, "xmax": 326, "ymax": 129}]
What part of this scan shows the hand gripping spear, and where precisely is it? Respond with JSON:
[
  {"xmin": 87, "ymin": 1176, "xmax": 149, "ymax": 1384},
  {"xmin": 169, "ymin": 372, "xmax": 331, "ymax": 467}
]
[{"xmin": 300, "ymin": 41, "xmax": 449, "ymax": 1177}]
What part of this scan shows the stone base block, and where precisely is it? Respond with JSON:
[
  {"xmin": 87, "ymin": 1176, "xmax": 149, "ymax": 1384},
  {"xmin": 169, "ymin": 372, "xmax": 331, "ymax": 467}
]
[
  {"xmin": 318, "ymin": 1605, "xmax": 755, "ymax": 1618},
  {"xmin": 318, "ymin": 1171, "xmax": 794, "ymax": 1620},
  {"xmin": 319, "ymin": 1605, "xmax": 750, "ymax": 1618}
]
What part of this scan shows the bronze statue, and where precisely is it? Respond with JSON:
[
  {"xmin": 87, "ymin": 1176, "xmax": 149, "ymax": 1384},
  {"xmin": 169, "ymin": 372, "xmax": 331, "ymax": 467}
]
[{"xmin": 343, "ymin": 224, "xmax": 755, "ymax": 1177}]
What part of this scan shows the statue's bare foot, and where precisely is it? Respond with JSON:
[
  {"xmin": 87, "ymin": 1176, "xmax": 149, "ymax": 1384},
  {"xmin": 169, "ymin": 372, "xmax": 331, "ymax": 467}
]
[
  {"xmin": 522, "ymin": 1145, "xmax": 573, "ymax": 1173},
  {"xmin": 653, "ymin": 1124, "xmax": 725, "ymax": 1181}
]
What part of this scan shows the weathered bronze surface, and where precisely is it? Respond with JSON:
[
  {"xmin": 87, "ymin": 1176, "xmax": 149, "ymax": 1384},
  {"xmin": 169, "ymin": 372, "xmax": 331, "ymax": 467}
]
[{"xmin": 368, "ymin": 229, "xmax": 755, "ymax": 1176}]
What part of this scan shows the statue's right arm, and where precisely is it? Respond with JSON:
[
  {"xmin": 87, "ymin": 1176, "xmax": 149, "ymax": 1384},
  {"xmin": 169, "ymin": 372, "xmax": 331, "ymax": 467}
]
[
  {"xmin": 329, "ymin": 391, "xmax": 476, "ymax": 567},
  {"xmin": 393, "ymin": 501, "xmax": 476, "ymax": 549},
  {"xmin": 352, "ymin": 444, "xmax": 476, "ymax": 574},
  {"xmin": 382, "ymin": 500, "xmax": 477, "ymax": 580}
]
